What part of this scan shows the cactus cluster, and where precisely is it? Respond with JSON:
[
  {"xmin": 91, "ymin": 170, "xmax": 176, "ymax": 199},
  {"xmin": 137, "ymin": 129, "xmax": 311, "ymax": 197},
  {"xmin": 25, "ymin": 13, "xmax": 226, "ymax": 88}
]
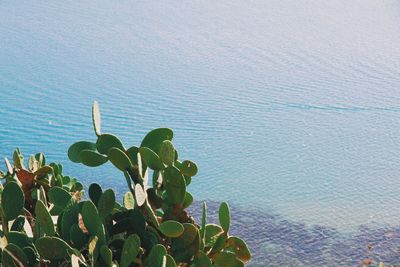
[{"xmin": 0, "ymin": 102, "xmax": 251, "ymax": 266}]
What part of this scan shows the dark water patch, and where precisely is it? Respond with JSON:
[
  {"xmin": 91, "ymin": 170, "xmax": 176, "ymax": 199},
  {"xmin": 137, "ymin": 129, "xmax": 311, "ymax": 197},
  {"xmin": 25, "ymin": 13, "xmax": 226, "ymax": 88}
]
[{"xmin": 189, "ymin": 201, "xmax": 400, "ymax": 266}]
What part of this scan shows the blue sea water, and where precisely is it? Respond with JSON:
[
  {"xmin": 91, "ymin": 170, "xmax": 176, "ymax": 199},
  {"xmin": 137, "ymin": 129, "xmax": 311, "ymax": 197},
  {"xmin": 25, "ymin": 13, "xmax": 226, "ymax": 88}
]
[{"xmin": 1, "ymin": 0, "xmax": 400, "ymax": 265}]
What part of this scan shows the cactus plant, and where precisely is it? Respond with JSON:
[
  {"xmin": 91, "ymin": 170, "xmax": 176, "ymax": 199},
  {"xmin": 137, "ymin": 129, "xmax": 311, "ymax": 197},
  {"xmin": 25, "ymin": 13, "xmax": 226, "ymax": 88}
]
[{"xmin": 0, "ymin": 102, "xmax": 251, "ymax": 266}]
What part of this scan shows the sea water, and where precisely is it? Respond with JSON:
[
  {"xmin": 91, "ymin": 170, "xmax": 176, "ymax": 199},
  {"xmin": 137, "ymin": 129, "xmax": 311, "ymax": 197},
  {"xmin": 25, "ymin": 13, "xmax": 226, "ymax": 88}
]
[{"xmin": 1, "ymin": 0, "xmax": 400, "ymax": 265}]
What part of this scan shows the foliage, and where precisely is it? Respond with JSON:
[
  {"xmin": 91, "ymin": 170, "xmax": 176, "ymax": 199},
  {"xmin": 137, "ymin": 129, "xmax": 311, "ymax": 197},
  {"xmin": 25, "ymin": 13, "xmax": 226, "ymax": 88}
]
[{"xmin": 0, "ymin": 102, "xmax": 251, "ymax": 266}]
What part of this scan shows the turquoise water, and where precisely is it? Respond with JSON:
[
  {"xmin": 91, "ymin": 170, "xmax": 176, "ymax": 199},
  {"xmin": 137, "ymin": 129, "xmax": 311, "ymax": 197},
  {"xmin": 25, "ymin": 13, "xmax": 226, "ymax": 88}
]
[{"xmin": 1, "ymin": 0, "xmax": 400, "ymax": 265}]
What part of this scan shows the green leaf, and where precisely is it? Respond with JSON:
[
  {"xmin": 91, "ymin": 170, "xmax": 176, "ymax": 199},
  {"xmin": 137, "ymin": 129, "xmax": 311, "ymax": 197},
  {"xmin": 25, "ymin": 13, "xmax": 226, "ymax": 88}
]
[
  {"xmin": 141, "ymin": 128, "xmax": 173, "ymax": 153},
  {"xmin": 81, "ymin": 201, "xmax": 101, "ymax": 235},
  {"xmin": 96, "ymin": 134, "xmax": 125, "ymax": 155},
  {"xmin": 35, "ymin": 236, "xmax": 74, "ymax": 260},
  {"xmin": 120, "ymin": 234, "xmax": 140, "ymax": 267},
  {"xmin": 139, "ymin": 147, "xmax": 164, "ymax": 171},
  {"xmin": 68, "ymin": 141, "xmax": 96, "ymax": 163},
  {"xmin": 80, "ymin": 150, "xmax": 108, "ymax": 167},
  {"xmin": 108, "ymin": 147, "xmax": 133, "ymax": 171},
  {"xmin": 159, "ymin": 220, "xmax": 184, "ymax": 238},
  {"xmin": 35, "ymin": 200, "xmax": 56, "ymax": 236},
  {"xmin": 159, "ymin": 140, "xmax": 175, "ymax": 166},
  {"xmin": 227, "ymin": 236, "xmax": 251, "ymax": 262},
  {"xmin": 219, "ymin": 202, "xmax": 230, "ymax": 232},
  {"xmin": 164, "ymin": 166, "xmax": 186, "ymax": 204},
  {"xmin": 2, "ymin": 181, "xmax": 24, "ymax": 221},
  {"xmin": 123, "ymin": 192, "xmax": 135, "ymax": 209},
  {"xmin": 214, "ymin": 251, "xmax": 244, "ymax": 267},
  {"xmin": 147, "ymin": 244, "xmax": 167, "ymax": 267},
  {"xmin": 92, "ymin": 101, "xmax": 101, "ymax": 136},
  {"xmin": 180, "ymin": 160, "xmax": 198, "ymax": 177},
  {"xmin": 98, "ymin": 189, "xmax": 115, "ymax": 220}
]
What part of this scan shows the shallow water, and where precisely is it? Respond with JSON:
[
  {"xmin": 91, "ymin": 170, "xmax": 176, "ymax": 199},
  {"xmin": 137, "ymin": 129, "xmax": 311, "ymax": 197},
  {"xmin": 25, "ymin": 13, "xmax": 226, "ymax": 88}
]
[{"xmin": 1, "ymin": 0, "xmax": 400, "ymax": 265}]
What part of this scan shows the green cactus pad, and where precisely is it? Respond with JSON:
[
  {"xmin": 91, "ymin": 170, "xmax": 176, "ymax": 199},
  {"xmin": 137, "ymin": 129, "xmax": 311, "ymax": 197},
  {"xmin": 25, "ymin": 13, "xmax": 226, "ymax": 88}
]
[
  {"xmin": 108, "ymin": 147, "xmax": 133, "ymax": 171},
  {"xmin": 23, "ymin": 246, "xmax": 40, "ymax": 265},
  {"xmin": 147, "ymin": 244, "xmax": 167, "ymax": 267},
  {"xmin": 69, "ymin": 224, "xmax": 87, "ymax": 249},
  {"xmin": 35, "ymin": 152, "xmax": 46, "ymax": 167},
  {"xmin": 48, "ymin": 186, "xmax": 72, "ymax": 211},
  {"xmin": 204, "ymin": 224, "xmax": 223, "ymax": 248},
  {"xmin": 11, "ymin": 216, "xmax": 26, "ymax": 232},
  {"xmin": 61, "ymin": 203, "xmax": 80, "ymax": 241},
  {"xmin": 81, "ymin": 201, "xmax": 102, "ymax": 235},
  {"xmin": 165, "ymin": 254, "xmax": 177, "ymax": 267},
  {"xmin": 100, "ymin": 245, "xmax": 113, "ymax": 267},
  {"xmin": 227, "ymin": 236, "xmax": 251, "ymax": 262},
  {"xmin": 139, "ymin": 147, "xmax": 165, "ymax": 171},
  {"xmin": 120, "ymin": 234, "xmax": 141, "ymax": 267},
  {"xmin": 110, "ymin": 208, "xmax": 146, "ymax": 237},
  {"xmin": 35, "ymin": 200, "xmax": 56, "ymax": 236},
  {"xmin": 123, "ymin": 192, "xmax": 135, "ymax": 209},
  {"xmin": 159, "ymin": 140, "xmax": 175, "ymax": 166},
  {"xmin": 34, "ymin": 166, "xmax": 53, "ymax": 179},
  {"xmin": 214, "ymin": 251, "xmax": 244, "ymax": 267},
  {"xmin": 210, "ymin": 233, "xmax": 227, "ymax": 255},
  {"xmin": 2, "ymin": 181, "xmax": 24, "ymax": 221},
  {"xmin": 200, "ymin": 202, "xmax": 207, "ymax": 240},
  {"xmin": 7, "ymin": 231, "xmax": 32, "ymax": 249},
  {"xmin": 141, "ymin": 128, "xmax": 173, "ymax": 153},
  {"xmin": 164, "ymin": 166, "xmax": 186, "ymax": 204},
  {"xmin": 219, "ymin": 202, "xmax": 230, "ymax": 233},
  {"xmin": 79, "ymin": 149, "xmax": 108, "ymax": 167},
  {"xmin": 4, "ymin": 158, "xmax": 13, "ymax": 175},
  {"xmin": 180, "ymin": 160, "xmax": 198, "ymax": 177},
  {"xmin": 13, "ymin": 148, "xmax": 24, "ymax": 169},
  {"xmin": 171, "ymin": 223, "xmax": 200, "ymax": 261},
  {"xmin": 126, "ymin": 146, "xmax": 139, "ymax": 165},
  {"xmin": 134, "ymin": 183, "xmax": 147, "ymax": 207},
  {"xmin": 35, "ymin": 236, "xmax": 74, "ymax": 260},
  {"xmin": 96, "ymin": 134, "xmax": 125, "ymax": 155},
  {"xmin": 2, "ymin": 243, "xmax": 28, "ymax": 266},
  {"xmin": 192, "ymin": 251, "xmax": 212, "ymax": 267},
  {"xmin": 68, "ymin": 141, "xmax": 97, "ymax": 163},
  {"xmin": 98, "ymin": 189, "xmax": 115, "ymax": 220},
  {"xmin": 89, "ymin": 183, "xmax": 103, "ymax": 206},
  {"xmin": 159, "ymin": 220, "xmax": 184, "ymax": 238},
  {"xmin": 92, "ymin": 101, "xmax": 101, "ymax": 136},
  {"xmin": 182, "ymin": 192, "xmax": 194, "ymax": 209}
]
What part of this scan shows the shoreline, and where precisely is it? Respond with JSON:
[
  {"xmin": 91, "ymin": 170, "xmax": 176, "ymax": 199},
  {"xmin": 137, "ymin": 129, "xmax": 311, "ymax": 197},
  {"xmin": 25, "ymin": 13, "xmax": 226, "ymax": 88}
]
[{"xmin": 189, "ymin": 200, "xmax": 400, "ymax": 266}]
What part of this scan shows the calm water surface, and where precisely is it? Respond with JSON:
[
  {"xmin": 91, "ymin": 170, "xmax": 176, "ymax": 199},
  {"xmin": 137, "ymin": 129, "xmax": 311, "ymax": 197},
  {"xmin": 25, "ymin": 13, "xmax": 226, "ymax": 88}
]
[{"xmin": 1, "ymin": 0, "xmax": 400, "ymax": 265}]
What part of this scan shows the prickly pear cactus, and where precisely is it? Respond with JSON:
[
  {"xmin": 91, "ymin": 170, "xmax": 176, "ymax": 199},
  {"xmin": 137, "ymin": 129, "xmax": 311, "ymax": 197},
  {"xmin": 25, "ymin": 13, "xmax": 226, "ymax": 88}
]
[
  {"xmin": 0, "ymin": 149, "xmax": 85, "ymax": 266},
  {"xmin": 0, "ymin": 102, "xmax": 251, "ymax": 266}
]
